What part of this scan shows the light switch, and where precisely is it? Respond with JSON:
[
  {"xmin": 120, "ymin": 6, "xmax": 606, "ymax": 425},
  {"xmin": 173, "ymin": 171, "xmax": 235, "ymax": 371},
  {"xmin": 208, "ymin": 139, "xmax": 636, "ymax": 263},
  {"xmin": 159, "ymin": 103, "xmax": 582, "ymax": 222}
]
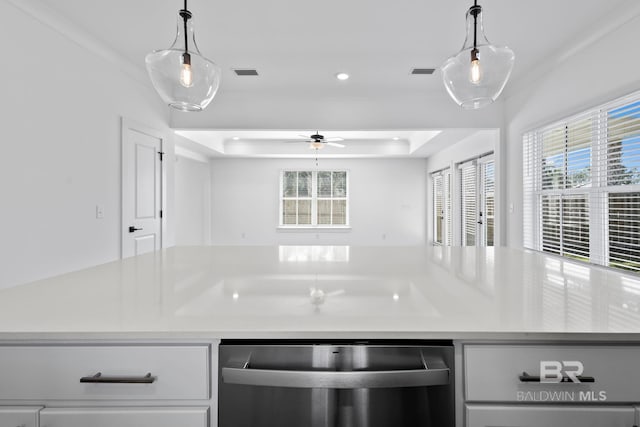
[{"xmin": 96, "ymin": 205, "xmax": 104, "ymax": 219}]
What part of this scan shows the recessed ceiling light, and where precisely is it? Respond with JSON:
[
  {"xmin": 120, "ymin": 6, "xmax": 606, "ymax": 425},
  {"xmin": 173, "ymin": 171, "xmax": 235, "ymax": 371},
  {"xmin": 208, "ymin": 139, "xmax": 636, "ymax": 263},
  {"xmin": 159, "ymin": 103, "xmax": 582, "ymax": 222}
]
[
  {"xmin": 393, "ymin": 137, "xmax": 400, "ymax": 141},
  {"xmin": 232, "ymin": 136, "xmax": 240, "ymax": 140},
  {"xmin": 336, "ymin": 72, "xmax": 350, "ymax": 81}
]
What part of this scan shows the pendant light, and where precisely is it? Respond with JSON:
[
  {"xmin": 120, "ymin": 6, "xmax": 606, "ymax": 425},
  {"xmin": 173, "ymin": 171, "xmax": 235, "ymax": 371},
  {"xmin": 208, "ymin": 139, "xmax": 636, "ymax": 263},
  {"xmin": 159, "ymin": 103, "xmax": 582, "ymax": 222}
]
[
  {"xmin": 145, "ymin": 0, "xmax": 221, "ymax": 112},
  {"xmin": 441, "ymin": 1, "xmax": 514, "ymax": 110}
]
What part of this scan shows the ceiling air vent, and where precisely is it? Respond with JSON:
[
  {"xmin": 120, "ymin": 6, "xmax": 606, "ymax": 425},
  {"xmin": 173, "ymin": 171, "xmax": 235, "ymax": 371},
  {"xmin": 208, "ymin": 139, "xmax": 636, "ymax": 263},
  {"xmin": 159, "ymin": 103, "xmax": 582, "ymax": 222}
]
[
  {"xmin": 411, "ymin": 68, "xmax": 435, "ymax": 75},
  {"xmin": 233, "ymin": 69, "xmax": 259, "ymax": 76}
]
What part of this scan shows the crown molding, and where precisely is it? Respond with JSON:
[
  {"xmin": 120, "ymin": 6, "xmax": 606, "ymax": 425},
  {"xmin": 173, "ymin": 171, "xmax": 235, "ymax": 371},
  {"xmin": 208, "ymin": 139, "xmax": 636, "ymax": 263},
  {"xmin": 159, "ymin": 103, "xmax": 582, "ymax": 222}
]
[
  {"xmin": 503, "ymin": 0, "xmax": 640, "ymax": 101},
  {"xmin": 5, "ymin": 0, "xmax": 152, "ymax": 89}
]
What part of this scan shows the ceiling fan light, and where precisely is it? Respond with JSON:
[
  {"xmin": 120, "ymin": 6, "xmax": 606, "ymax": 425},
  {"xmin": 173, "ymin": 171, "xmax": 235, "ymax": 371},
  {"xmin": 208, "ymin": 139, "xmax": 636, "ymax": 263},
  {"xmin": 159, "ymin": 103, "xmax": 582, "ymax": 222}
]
[
  {"xmin": 145, "ymin": 2, "xmax": 221, "ymax": 112},
  {"xmin": 441, "ymin": 2, "xmax": 514, "ymax": 110},
  {"xmin": 309, "ymin": 141, "xmax": 325, "ymax": 150}
]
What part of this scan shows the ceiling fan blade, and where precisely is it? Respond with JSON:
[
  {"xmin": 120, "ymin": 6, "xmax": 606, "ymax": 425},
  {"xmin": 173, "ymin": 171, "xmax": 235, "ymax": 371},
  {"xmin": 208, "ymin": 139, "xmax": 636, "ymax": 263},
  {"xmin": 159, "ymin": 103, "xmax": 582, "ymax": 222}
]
[
  {"xmin": 325, "ymin": 137, "xmax": 344, "ymax": 142},
  {"xmin": 283, "ymin": 139, "xmax": 311, "ymax": 143},
  {"xmin": 327, "ymin": 142, "xmax": 345, "ymax": 148}
]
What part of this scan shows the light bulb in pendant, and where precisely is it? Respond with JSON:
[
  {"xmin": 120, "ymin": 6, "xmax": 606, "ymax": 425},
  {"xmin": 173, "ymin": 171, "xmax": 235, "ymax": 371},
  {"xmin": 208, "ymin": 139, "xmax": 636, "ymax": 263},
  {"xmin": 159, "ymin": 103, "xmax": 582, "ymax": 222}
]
[
  {"xmin": 180, "ymin": 52, "xmax": 193, "ymax": 88},
  {"xmin": 470, "ymin": 49, "xmax": 482, "ymax": 84},
  {"xmin": 440, "ymin": 2, "xmax": 514, "ymax": 109}
]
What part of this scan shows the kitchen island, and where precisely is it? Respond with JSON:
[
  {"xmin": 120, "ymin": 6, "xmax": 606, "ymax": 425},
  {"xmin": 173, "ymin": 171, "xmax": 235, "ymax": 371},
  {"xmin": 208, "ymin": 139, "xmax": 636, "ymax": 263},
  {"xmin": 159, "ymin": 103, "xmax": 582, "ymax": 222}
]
[
  {"xmin": 1, "ymin": 246, "xmax": 640, "ymax": 427},
  {"xmin": 1, "ymin": 245, "xmax": 639, "ymax": 339}
]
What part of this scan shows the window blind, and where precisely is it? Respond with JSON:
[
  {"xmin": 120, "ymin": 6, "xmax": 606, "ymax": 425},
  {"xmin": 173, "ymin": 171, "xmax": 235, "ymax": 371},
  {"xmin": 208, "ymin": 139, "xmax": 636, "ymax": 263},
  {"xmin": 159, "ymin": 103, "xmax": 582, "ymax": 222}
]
[
  {"xmin": 523, "ymin": 90, "xmax": 640, "ymax": 274},
  {"xmin": 483, "ymin": 161, "xmax": 495, "ymax": 246},
  {"xmin": 461, "ymin": 163, "xmax": 477, "ymax": 246},
  {"xmin": 608, "ymin": 192, "xmax": 640, "ymax": 272},
  {"xmin": 445, "ymin": 171, "xmax": 453, "ymax": 245},
  {"xmin": 433, "ymin": 173, "xmax": 444, "ymax": 245},
  {"xmin": 432, "ymin": 168, "xmax": 452, "ymax": 246}
]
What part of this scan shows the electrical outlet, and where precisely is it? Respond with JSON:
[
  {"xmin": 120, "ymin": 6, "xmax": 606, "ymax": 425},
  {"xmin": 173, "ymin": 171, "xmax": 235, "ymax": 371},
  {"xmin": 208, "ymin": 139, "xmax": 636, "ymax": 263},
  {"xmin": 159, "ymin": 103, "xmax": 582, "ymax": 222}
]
[{"xmin": 96, "ymin": 205, "xmax": 104, "ymax": 219}]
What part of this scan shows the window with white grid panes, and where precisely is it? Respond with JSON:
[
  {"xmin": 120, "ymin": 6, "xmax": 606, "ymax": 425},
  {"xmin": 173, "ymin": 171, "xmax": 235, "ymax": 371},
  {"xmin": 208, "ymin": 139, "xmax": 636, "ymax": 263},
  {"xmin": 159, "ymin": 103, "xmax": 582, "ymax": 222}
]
[
  {"xmin": 523, "ymin": 91, "xmax": 640, "ymax": 273},
  {"xmin": 280, "ymin": 170, "xmax": 348, "ymax": 227}
]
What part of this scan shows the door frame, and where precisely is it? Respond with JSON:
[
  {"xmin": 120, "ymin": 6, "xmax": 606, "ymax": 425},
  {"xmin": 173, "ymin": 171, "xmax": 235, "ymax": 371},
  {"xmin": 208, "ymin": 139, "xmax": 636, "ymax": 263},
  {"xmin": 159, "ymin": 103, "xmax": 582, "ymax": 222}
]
[{"xmin": 120, "ymin": 117, "xmax": 166, "ymax": 258}]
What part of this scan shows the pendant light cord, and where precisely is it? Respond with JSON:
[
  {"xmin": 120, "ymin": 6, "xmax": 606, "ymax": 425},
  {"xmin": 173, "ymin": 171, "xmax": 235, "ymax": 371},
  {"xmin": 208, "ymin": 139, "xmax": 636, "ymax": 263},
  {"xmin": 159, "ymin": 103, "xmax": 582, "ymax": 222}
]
[
  {"xmin": 473, "ymin": 0, "xmax": 478, "ymax": 49},
  {"xmin": 183, "ymin": 0, "xmax": 189, "ymax": 53}
]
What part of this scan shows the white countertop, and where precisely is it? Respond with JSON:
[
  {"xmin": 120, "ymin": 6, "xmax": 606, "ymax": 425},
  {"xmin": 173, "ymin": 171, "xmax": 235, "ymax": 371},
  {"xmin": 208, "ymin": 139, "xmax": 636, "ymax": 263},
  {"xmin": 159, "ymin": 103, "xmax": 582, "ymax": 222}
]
[{"xmin": 1, "ymin": 246, "xmax": 640, "ymax": 340}]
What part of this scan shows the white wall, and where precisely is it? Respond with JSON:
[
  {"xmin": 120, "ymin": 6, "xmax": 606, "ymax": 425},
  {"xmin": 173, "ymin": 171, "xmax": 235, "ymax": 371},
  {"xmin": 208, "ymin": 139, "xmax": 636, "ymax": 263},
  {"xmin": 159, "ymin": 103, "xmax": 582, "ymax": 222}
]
[
  {"xmin": 504, "ymin": 13, "xmax": 640, "ymax": 248},
  {"xmin": 0, "ymin": 2, "xmax": 171, "ymax": 289},
  {"xmin": 210, "ymin": 158, "xmax": 426, "ymax": 245},
  {"xmin": 424, "ymin": 130, "xmax": 498, "ymax": 245},
  {"xmin": 175, "ymin": 154, "xmax": 211, "ymax": 246}
]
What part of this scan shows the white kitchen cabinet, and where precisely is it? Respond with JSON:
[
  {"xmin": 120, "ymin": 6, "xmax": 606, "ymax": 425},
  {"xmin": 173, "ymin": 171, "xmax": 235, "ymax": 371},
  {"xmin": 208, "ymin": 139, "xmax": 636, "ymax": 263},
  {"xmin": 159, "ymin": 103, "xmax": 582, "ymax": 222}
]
[
  {"xmin": 0, "ymin": 407, "xmax": 42, "ymax": 427},
  {"xmin": 466, "ymin": 404, "xmax": 635, "ymax": 427},
  {"xmin": 462, "ymin": 344, "xmax": 640, "ymax": 427},
  {"xmin": 0, "ymin": 342, "xmax": 217, "ymax": 427},
  {"xmin": 39, "ymin": 407, "xmax": 208, "ymax": 427},
  {"xmin": 465, "ymin": 344, "xmax": 640, "ymax": 402},
  {"xmin": 0, "ymin": 345, "xmax": 209, "ymax": 400}
]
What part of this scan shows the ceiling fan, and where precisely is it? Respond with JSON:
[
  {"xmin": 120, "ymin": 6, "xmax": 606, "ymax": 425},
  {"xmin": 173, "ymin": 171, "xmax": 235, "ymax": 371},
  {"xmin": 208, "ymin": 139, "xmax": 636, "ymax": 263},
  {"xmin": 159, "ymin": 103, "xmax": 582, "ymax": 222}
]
[{"xmin": 286, "ymin": 131, "xmax": 346, "ymax": 150}]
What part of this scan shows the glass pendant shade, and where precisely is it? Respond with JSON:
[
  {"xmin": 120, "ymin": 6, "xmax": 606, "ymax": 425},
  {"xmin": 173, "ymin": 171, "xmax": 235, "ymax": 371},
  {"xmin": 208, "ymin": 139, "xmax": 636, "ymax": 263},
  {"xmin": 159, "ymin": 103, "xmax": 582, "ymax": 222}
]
[
  {"xmin": 441, "ymin": 4, "xmax": 514, "ymax": 110},
  {"xmin": 146, "ymin": 11, "xmax": 221, "ymax": 112}
]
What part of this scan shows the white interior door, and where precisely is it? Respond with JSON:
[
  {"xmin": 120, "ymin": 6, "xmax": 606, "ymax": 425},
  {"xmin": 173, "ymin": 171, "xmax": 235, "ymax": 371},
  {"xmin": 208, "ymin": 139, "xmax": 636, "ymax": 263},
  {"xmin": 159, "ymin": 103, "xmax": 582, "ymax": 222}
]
[
  {"xmin": 122, "ymin": 119, "xmax": 163, "ymax": 258},
  {"xmin": 459, "ymin": 155, "xmax": 495, "ymax": 247}
]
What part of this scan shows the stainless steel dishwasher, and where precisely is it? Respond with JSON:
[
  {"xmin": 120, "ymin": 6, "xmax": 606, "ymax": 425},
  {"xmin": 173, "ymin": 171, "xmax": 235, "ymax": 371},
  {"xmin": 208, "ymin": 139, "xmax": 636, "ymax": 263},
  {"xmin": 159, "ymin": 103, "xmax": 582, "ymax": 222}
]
[{"xmin": 219, "ymin": 340, "xmax": 454, "ymax": 427}]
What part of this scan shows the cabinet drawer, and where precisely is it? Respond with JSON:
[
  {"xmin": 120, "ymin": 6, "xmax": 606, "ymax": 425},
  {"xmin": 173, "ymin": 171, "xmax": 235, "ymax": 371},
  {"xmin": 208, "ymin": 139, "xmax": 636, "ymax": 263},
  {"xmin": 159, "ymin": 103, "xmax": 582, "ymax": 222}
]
[
  {"xmin": 466, "ymin": 404, "xmax": 635, "ymax": 427},
  {"xmin": 40, "ymin": 407, "xmax": 208, "ymax": 427},
  {"xmin": 0, "ymin": 406, "xmax": 42, "ymax": 427},
  {"xmin": 0, "ymin": 345, "xmax": 209, "ymax": 400},
  {"xmin": 465, "ymin": 345, "xmax": 640, "ymax": 402}
]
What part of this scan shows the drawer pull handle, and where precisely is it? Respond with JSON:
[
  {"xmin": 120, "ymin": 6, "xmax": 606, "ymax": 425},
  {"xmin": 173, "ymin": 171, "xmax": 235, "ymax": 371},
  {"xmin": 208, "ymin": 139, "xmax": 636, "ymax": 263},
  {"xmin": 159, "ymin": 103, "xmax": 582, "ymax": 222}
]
[
  {"xmin": 519, "ymin": 371, "xmax": 595, "ymax": 383},
  {"xmin": 80, "ymin": 372, "xmax": 156, "ymax": 384}
]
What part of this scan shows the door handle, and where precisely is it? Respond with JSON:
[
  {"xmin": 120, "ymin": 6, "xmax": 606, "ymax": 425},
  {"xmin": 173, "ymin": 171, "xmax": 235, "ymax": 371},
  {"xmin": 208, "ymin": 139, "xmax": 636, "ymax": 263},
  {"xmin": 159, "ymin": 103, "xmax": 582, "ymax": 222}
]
[
  {"xmin": 222, "ymin": 366, "xmax": 449, "ymax": 389},
  {"xmin": 128, "ymin": 226, "xmax": 143, "ymax": 233},
  {"xmin": 80, "ymin": 372, "xmax": 156, "ymax": 384},
  {"xmin": 222, "ymin": 353, "xmax": 450, "ymax": 389},
  {"xmin": 519, "ymin": 371, "xmax": 595, "ymax": 383}
]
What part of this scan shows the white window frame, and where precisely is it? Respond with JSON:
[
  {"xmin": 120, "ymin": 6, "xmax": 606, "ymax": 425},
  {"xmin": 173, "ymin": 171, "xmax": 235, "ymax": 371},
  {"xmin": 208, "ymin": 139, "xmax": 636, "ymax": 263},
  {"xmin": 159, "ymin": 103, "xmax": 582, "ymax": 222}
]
[
  {"xmin": 523, "ymin": 90, "xmax": 640, "ymax": 273},
  {"xmin": 278, "ymin": 170, "xmax": 350, "ymax": 229}
]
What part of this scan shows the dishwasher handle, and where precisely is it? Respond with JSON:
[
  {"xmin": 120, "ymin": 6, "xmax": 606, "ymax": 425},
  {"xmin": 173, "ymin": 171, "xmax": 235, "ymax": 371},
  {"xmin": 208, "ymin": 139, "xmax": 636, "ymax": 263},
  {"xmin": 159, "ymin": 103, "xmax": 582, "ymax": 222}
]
[{"xmin": 222, "ymin": 364, "xmax": 449, "ymax": 389}]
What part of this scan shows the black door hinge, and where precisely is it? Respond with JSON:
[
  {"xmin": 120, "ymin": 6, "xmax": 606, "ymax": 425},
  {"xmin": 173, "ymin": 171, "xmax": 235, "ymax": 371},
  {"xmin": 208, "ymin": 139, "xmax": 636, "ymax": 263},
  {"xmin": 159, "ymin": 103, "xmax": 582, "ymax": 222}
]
[
  {"xmin": 158, "ymin": 151, "xmax": 165, "ymax": 161},
  {"xmin": 160, "ymin": 210, "xmax": 163, "ymax": 219}
]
